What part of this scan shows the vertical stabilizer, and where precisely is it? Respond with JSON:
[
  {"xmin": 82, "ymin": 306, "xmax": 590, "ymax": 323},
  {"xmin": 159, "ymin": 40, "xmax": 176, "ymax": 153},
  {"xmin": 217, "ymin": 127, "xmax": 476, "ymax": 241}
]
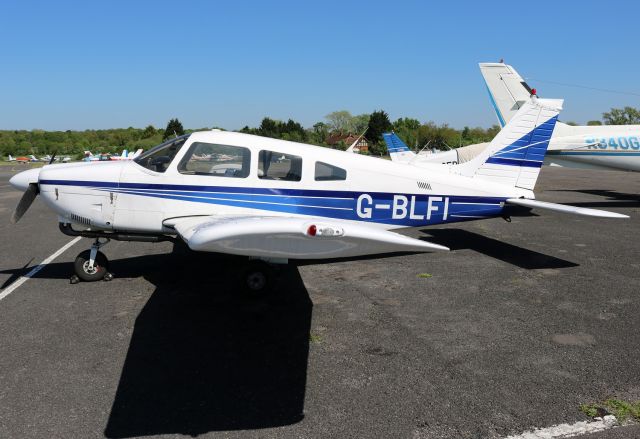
[
  {"xmin": 479, "ymin": 62, "xmax": 534, "ymax": 127},
  {"xmin": 382, "ymin": 132, "xmax": 415, "ymax": 163},
  {"xmin": 457, "ymin": 97, "xmax": 562, "ymax": 190}
]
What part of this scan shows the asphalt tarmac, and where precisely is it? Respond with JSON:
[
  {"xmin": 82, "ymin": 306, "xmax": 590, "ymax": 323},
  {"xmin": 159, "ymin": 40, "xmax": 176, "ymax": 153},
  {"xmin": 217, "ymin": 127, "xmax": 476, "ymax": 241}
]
[{"xmin": 0, "ymin": 164, "xmax": 639, "ymax": 438}]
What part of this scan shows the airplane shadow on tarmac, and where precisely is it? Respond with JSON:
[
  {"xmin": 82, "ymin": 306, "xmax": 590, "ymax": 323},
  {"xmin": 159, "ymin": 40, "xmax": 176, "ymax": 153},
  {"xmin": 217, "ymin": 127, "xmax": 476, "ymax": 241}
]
[
  {"xmin": 422, "ymin": 229, "xmax": 579, "ymax": 269},
  {"xmin": 3, "ymin": 245, "xmax": 312, "ymax": 437},
  {"xmin": 104, "ymin": 246, "xmax": 311, "ymax": 437}
]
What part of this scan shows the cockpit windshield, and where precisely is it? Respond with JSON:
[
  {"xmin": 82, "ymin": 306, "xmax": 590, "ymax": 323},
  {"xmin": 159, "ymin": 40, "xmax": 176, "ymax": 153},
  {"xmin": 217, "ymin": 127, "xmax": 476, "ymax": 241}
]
[{"xmin": 134, "ymin": 134, "xmax": 190, "ymax": 173}]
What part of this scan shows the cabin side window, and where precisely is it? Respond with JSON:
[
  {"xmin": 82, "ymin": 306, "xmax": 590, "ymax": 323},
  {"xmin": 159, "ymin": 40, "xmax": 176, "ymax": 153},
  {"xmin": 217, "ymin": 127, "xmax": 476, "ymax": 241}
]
[
  {"xmin": 178, "ymin": 142, "xmax": 251, "ymax": 178},
  {"xmin": 258, "ymin": 150, "xmax": 302, "ymax": 181},
  {"xmin": 315, "ymin": 161, "xmax": 347, "ymax": 181}
]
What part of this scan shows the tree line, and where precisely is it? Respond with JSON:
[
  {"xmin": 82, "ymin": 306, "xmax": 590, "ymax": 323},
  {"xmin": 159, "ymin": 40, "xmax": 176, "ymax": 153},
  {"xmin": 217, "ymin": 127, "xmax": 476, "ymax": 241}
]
[{"xmin": 2, "ymin": 107, "xmax": 639, "ymax": 158}]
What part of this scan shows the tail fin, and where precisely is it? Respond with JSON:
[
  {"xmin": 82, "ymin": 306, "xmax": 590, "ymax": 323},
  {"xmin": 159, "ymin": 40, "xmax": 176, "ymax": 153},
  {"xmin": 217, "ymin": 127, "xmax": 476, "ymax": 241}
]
[
  {"xmin": 121, "ymin": 149, "xmax": 128, "ymax": 158},
  {"xmin": 382, "ymin": 132, "xmax": 415, "ymax": 163},
  {"xmin": 457, "ymin": 97, "xmax": 562, "ymax": 191},
  {"xmin": 8, "ymin": 154, "xmax": 13, "ymax": 161},
  {"xmin": 479, "ymin": 62, "xmax": 534, "ymax": 127}
]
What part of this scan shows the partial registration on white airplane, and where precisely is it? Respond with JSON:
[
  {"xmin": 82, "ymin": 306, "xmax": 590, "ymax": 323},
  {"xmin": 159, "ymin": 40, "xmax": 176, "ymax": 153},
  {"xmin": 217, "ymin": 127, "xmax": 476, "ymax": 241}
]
[{"xmin": 9, "ymin": 97, "xmax": 628, "ymax": 292}]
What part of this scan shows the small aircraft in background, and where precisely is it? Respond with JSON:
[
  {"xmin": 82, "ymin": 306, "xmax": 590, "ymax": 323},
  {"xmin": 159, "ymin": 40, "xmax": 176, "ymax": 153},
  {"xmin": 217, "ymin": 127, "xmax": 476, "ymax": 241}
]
[
  {"xmin": 9, "ymin": 154, "xmax": 40, "ymax": 163},
  {"xmin": 9, "ymin": 98, "xmax": 628, "ymax": 291},
  {"xmin": 480, "ymin": 62, "xmax": 640, "ymax": 172},
  {"xmin": 83, "ymin": 149, "xmax": 143, "ymax": 162},
  {"xmin": 384, "ymin": 62, "xmax": 640, "ymax": 173},
  {"xmin": 39, "ymin": 154, "xmax": 72, "ymax": 163},
  {"xmin": 109, "ymin": 149, "xmax": 144, "ymax": 161},
  {"xmin": 7, "ymin": 154, "xmax": 72, "ymax": 163},
  {"xmin": 83, "ymin": 151, "xmax": 111, "ymax": 162}
]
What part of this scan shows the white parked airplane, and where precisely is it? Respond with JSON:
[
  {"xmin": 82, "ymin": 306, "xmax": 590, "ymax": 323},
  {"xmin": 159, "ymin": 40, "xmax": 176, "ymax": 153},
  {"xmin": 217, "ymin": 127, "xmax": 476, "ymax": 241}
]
[
  {"xmin": 480, "ymin": 62, "xmax": 640, "ymax": 171},
  {"xmin": 384, "ymin": 63, "xmax": 640, "ymax": 172},
  {"xmin": 83, "ymin": 149, "xmax": 143, "ymax": 162},
  {"xmin": 9, "ymin": 98, "xmax": 628, "ymax": 291}
]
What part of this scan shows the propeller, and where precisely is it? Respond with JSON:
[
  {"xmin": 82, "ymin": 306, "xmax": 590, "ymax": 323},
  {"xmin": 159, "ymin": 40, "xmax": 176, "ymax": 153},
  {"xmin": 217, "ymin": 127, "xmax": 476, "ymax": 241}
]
[
  {"xmin": 49, "ymin": 152, "xmax": 56, "ymax": 164},
  {"xmin": 11, "ymin": 183, "xmax": 39, "ymax": 223}
]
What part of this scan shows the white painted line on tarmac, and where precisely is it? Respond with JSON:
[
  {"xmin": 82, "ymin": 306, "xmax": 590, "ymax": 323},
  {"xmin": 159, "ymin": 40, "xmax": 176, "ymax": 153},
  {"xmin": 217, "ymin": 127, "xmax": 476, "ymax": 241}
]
[
  {"xmin": 504, "ymin": 415, "xmax": 617, "ymax": 439},
  {"xmin": 0, "ymin": 237, "xmax": 82, "ymax": 302}
]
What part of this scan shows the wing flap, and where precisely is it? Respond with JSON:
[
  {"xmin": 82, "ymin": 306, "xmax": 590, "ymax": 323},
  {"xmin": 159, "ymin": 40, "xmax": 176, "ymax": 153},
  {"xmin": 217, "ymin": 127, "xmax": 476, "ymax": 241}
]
[
  {"xmin": 506, "ymin": 198, "xmax": 629, "ymax": 218},
  {"xmin": 164, "ymin": 215, "xmax": 448, "ymax": 259}
]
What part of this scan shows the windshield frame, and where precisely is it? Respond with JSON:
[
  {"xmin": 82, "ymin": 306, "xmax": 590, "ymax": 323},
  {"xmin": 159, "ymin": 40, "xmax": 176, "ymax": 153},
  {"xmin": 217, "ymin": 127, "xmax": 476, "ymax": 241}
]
[{"xmin": 133, "ymin": 134, "xmax": 191, "ymax": 173}]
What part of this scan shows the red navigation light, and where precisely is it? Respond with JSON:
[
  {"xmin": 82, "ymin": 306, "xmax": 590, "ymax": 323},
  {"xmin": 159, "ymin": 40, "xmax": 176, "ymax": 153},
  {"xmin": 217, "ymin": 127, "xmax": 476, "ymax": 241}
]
[
  {"xmin": 307, "ymin": 225, "xmax": 317, "ymax": 236},
  {"xmin": 531, "ymin": 88, "xmax": 537, "ymax": 96}
]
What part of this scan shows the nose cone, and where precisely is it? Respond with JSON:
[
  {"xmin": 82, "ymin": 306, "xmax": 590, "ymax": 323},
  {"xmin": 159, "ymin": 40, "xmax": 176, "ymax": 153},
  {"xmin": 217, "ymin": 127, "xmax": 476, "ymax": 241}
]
[{"xmin": 9, "ymin": 168, "xmax": 41, "ymax": 191}]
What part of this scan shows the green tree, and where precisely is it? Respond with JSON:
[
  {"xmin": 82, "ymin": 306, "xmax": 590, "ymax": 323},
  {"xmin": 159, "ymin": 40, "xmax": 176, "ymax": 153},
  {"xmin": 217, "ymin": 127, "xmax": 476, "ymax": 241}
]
[
  {"xmin": 325, "ymin": 110, "xmax": 353, "ymax": 134},
  {"xmin": 367, "ymin": 110, "xmax": 393, "ymax": 146},
  {"xmin": 587, "ymin": 120, "xmax": 603, "ymax": 126},
  {"xmin": 603, "ymin": 107, "xmax": 640, "ymax": 125},
  {"xmin": 351, "ymin": 114, "xmax": 371, "ymax": 134},
  {"xmin": 163, "ymin": 118, "xmax": 185, "ymax": 140},
  {"xmin": 142, "ymin": 125, "xmax": 157, "ymax": 138},
  {"xmin": 310, "ymin": 122, "xmax": 329, "ymax": 144}
]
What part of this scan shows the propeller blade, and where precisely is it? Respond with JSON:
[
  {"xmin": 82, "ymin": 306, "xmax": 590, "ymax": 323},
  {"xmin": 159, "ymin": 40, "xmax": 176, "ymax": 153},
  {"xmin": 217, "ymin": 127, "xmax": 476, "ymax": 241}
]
[
  {"xmin": 11, "ymin": 183, "xmax": 39, "ymax": 224},
  {"xmin": 49, "ymin": 152, "xmax": 57, "ymax": 164}
]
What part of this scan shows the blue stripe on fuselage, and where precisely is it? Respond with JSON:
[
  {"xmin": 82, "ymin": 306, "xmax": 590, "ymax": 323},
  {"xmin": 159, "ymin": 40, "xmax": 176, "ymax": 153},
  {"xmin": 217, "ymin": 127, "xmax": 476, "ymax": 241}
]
[{"xmin": 39, "ymin": 179, "xmax": 507, "ymax": 226}]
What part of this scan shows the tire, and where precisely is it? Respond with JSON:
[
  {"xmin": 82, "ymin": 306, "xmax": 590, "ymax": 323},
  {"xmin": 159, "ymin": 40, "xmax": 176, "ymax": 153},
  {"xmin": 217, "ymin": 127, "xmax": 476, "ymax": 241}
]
[
  {"xmin": 241, "ymin": 260, "xmax": 275, "ymax": 295},
  {"xmin": 74, "ymin": 250, "xmax": 109, "ymax": 282}
]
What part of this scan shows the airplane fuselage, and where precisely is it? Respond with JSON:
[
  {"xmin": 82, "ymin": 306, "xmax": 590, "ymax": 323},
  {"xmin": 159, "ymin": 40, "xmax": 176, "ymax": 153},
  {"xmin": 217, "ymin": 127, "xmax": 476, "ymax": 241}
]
[
  {"xmin": 545, "ymin": 123, "xmax": 640, "ymax": 171},
  {"xmin": 35, "ymin": 131, "xmax": 530, "ymax": 235}
]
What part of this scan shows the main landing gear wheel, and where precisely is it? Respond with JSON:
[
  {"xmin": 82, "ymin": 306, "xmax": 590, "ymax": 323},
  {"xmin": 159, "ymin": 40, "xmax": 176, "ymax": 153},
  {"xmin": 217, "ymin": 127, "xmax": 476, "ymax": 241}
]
[
  {"xmin": 74, "ymin": 249, "xmax": 109, "ymax": 282},
  {"xmin": 241, "ymin": 260, "xmax": 275, "ymax": 295}
]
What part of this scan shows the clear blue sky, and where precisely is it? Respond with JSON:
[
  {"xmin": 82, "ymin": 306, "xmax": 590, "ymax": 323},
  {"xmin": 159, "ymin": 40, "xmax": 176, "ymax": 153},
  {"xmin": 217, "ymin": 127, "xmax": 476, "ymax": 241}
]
[{"xmin": 2, "ymin": 0, "xmax": 639, "ymax": 131}]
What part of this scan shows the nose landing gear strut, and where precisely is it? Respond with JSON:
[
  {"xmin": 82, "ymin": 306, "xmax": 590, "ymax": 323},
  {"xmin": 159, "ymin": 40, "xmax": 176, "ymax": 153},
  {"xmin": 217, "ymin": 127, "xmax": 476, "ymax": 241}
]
[{"xmin": 70, "ymin": 238, "xmax": 113, "ymax": 284}]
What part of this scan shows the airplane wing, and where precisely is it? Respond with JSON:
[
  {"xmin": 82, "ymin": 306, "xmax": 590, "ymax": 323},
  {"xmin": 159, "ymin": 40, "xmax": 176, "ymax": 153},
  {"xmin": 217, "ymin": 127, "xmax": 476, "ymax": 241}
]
[
  {"xmin": 506, "ymin": 198, "xmax": 629, "ymax": 218},
  {"xmin": 163, "ymin": 215, "xmax": 449, "ymax": 259}
]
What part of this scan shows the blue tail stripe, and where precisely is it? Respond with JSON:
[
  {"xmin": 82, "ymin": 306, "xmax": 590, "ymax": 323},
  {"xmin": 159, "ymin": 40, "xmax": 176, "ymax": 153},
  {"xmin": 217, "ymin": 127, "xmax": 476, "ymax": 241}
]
[
  {"xmin": 383, "ymin": 133, "xmax": 410, "ymax": 153},
  {"xmin": 486, "ymin": 115, "xmax": 557, "ymax": 167}
]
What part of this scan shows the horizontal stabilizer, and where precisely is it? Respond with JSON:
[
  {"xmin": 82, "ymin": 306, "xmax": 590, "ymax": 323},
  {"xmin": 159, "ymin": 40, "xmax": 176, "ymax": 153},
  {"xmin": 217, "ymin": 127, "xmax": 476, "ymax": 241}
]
[{"xmin": 506, "ymin": 198, "xmax": 629, "ymax": 218}]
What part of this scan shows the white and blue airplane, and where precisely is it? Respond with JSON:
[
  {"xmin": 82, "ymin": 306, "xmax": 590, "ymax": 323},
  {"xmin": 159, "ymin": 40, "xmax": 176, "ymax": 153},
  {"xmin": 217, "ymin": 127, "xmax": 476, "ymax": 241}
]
[
  {"xmin": 8, "ymin": 97, "xmax": 628, "ymax": 291},
  {"xmin": 480, "ymin": 62, "xmax": 640, "ymax": 171}
]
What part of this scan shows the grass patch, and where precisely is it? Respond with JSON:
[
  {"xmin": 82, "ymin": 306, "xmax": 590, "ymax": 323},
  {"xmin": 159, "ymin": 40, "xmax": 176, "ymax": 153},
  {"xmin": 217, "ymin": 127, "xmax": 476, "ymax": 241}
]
[
  {"xmin": 416, "ymin": 273, "xmax": 432, "ymax": 279},
  {"xmin": 309, "ymin": 333, "xmax": 322, "ymax": 344},
  {"xmin": 580, "ymin": 399, "xmax": 640, "ymax": 421},
  {"xmin": 579, "ymin": 403, "xmax": 602, "ymax": 418},
  {"xmin": 604, "ymin": 399, "xmax": 640, "ymax": 421}
]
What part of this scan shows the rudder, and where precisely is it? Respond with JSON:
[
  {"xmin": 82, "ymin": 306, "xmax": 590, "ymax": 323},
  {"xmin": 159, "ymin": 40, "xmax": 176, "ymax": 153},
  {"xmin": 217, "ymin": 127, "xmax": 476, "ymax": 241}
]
[
  {"xmin": 457, "ymin": 97, "xmax": 562, "ymax": 191},
  {"xmin": 383, "ymin": 132, "xmax": 415, "ymax": 163}
]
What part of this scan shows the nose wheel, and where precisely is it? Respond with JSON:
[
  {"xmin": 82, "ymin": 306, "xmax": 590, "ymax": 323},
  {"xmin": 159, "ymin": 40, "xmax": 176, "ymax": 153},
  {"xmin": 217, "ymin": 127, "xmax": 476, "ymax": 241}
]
[{"xmin": 71, "ymin": 238, "xmax": 112, "ymax": 283}]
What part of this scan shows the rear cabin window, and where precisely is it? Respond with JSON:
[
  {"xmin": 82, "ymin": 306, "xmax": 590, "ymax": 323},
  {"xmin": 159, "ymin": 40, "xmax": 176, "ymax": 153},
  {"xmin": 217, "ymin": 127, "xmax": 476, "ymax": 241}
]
[
  {"xmin": 315, "ymin": 161, "xmax": 347, "ymax": 181},
  {"xmin": 258, "ymin": 150, "xmax": 302, "ymax": 181},
  {"xmin": 178, "ymin": 142, "xmax": 250, "ymax": 178}
]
